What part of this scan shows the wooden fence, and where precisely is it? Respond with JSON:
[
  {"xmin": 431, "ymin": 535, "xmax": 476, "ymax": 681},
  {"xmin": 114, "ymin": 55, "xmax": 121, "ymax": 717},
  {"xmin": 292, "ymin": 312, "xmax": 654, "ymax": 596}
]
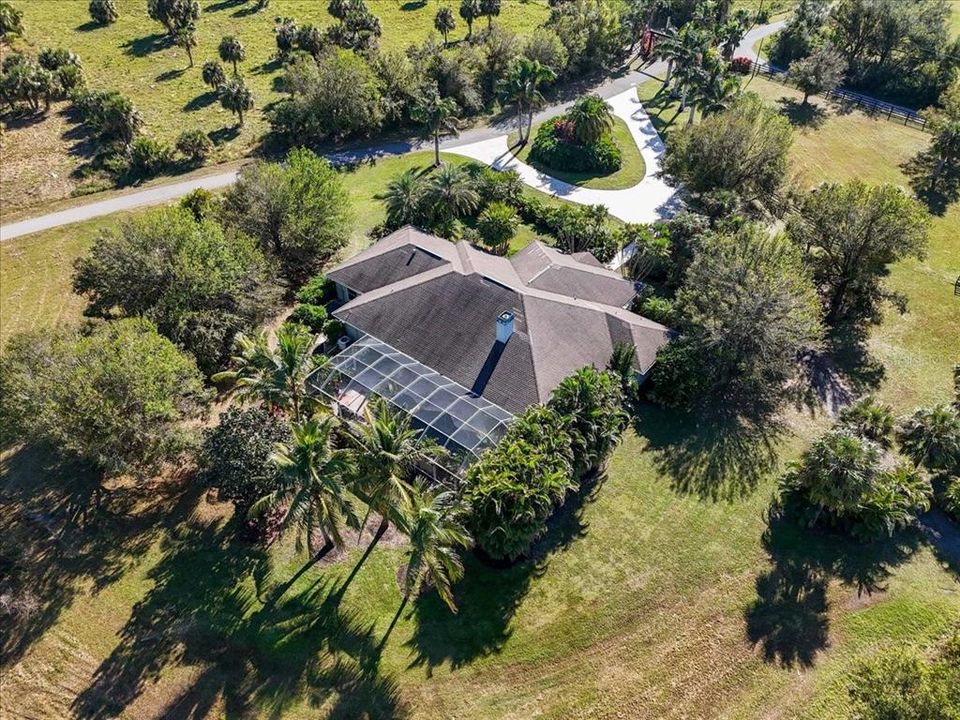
[{"xmin": 750, "ymin": 62, "xmax": 929, "ymax": 132}]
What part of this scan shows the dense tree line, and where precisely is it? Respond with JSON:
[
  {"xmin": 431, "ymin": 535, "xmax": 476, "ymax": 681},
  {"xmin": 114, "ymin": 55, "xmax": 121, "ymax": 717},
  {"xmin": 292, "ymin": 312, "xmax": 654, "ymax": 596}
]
[{"xmin": 770, "ymin": 0, "xmax": 960, "ymax": 108}]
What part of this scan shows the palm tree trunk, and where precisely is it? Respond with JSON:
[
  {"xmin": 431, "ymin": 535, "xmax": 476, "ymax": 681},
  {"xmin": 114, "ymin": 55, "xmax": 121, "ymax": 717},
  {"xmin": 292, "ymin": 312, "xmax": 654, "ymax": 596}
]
[
  {"xmin": 238, "ymin": 108, "xmax": 244, "ymax": 126},
  {"xmin": 233, "ymin": 59, "xmax": 238, "ymax": 76},
  {"xmin": 434, "ymin": 131, "xmax": 441, "ymax": 166},
  {"xmin": 516, "ymin": 105, "xmax": 524, "ymax": 144},
  {"xmin": 665, "ymin": 59, "xmax": 673, "ymax": 85},
  {"xmin": 688, "ymin": 104, "xmax": 696, "ymax": 125},
  {"xmin": 377, "ymin": 592, "xmax": 410, "ymax": 654},
  {"xmin": 262, "ymin": 535, "xmax": 335, "ymax": 611},
  {"xmin": 187, "ymin": 45, "xmax": 193, "ymax": 67},
  {"xmin": 336, "ymin": 515, "xmax": 389, "ymax": 601}
]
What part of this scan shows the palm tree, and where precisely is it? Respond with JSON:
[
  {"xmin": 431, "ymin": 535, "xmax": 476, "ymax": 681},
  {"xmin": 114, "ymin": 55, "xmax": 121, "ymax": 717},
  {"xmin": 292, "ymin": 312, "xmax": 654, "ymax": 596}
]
[
  {"xmin": 212, "ymin": 323, "xmax": 325, "ymax": 422},
  {"xmin": 568, "ymin": 93, "xmax": 614, "ymax": 145},
  {"xmin": 897, "ymin": 404, "xmax": 960, "ymax": 474},
  {"xmin": 479, "ymin": 0, "xmax": 500, "ymax": 30},
  {"xmin": 424, "ymin": 163, "xmax": 480, "ymax": 221},
  {"xmin": 378, "ymin": 485, "xmax": 471, "ymax": 650},
  {"xmin": 337, "ymin": 399, "xmax": 445, "ymax": 595},
  {"xmin": 219, "ymin": 77, "xmax": 254, "ymax": 126},
  {"xmin": 376, "ymin": 168, "xmax": 424, "ymax": 228},
  {"xmin": 202, "ymin": 59, "xmax": 226, "ymax": 90},
  {"xmin": 218, "ymin": 35, "xmax": 246, "ymax": 75},
  {"xmin": 174, "ymin": 22, "xmax": 197, "ymax": 67},
  {"xmin": 459, "ymin": 0, "xmax": 480, "ymax": 38},
  {"xmin": 252, "ymin": 417, "xmax": 358, "ymax": 604},
  {"xmin": 434, "ymin": 6, "xmax": 456, "ymax": 47},
  {"xmin": 411, "ymin": 87, "xmax": 460, "ymax": 167},
  {"xmin": 500, "ymin": 58, "xmax": 556, "ymax": 145},
  {"xmin": 697, "ymin": 67, "xmax": 740, "ymax": 117},
  {"xmin": 718, "ymin": 10, "xmax": 750, "ymax": 60},
  {"xmin": 653, "ymin": 24, "xmax": 682, "ymax": 86}
]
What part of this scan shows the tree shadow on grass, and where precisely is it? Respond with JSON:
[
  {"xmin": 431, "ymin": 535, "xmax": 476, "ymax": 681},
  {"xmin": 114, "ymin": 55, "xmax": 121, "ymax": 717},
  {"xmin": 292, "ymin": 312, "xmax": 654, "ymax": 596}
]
[
  {"xmin": 76, "ymin": 20, "xmax": 101, "ymax": 32},
  {"xmin": 901, "ymin": 150, "xmax": 960, "ymax": 217},
  {"xmin": 122, "ymin": 32, "xmax": 172, "ymax": 57},
  {"xmin": 744, "ymin": 506, "xmax": 922, "ymax": 668},
  {"xmin": 636, "ymin": 402, "xmax": 785, "ymax": 501},
  {"xmin": 209, "ymin": 125, "xmax": 241, "ymax": 145},
  {"xmin": 72, "ymin": 515, "xmax": 407, "ymax": 719},
  {"xmin": 205, "ymin": 0, "xmax": 246, "ymax": 12},
  {"xmin": 155, "ymin": 67, "xmax": 186, "ymax": 83},
  {"xmin": 776, "ymin": 97, "xmax": 828, "ymax": 129},
  {"xmin": 825, "ymin": 325, "xmax": 886, "ymax": 399},
  {"xmin": 184, "ymin": 90, "xmax": 219, "ymax": 112},
  {"xmin": 404, "ymin": 472, "xmax": 602, "ymax": 673},
  {"xmin": 0, "ymin": 445, "xmax": 200, "ymax": 668}
]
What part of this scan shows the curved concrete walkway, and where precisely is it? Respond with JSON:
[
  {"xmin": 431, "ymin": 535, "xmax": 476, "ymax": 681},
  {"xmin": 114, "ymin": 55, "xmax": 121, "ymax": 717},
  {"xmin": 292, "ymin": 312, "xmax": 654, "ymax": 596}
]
[{"xmin": 450, "ymin": 87, "xmax": 680, "ymax": 225}]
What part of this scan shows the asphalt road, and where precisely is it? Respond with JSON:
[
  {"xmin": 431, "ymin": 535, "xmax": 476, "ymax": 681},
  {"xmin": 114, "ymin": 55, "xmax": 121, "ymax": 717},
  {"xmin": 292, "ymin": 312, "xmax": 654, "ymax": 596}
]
[{"xmin": 0, "ymin": 20, "xmax": 786, "ymax": 242}]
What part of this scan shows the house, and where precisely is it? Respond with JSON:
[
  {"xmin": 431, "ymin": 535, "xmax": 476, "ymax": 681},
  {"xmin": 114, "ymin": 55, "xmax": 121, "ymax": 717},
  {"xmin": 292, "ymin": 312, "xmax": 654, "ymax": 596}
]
[{"xmin": 311, "ymin": 226, "xmax": 674, "ymax": 465}]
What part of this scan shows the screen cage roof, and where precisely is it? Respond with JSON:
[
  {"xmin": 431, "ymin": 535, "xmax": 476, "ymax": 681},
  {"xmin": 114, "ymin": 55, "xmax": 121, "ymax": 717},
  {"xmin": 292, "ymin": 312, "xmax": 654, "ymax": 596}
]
[{"xmin": 309, "ymin": 335, "xmax": 514, "ymax": 467}]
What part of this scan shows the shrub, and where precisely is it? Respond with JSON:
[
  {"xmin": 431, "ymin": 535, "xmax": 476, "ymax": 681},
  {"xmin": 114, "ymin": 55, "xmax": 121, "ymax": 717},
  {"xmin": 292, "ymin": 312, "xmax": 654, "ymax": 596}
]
[
  {"xmin": 295, "ymin": 273, "xmax": 335, "ymax": 305},
  {"xmin": 464, "ymin": 406, "xmax": 574, "ymax": 560},
  {"xmin": 289, "ymin": 303, "xmax": 328, "ymax": 332},
  {"xmin": 0, "ymin": 1, "xmax": 24, "ymax": 38},
  {"xmin": 89, "ymin": 0, "xmax": 119, "ymax": 25},
  {"xmin": 129, "ymin": 136, "xmax": 174, "ymax": 176},
  {"xmin": 38, "ymin": 47, "xmax": 80, "ymax": 72},
  {"xmin": 322, "ymin": 317, "xmax": 346, "ymax": 342},
  {"xmin": 730, "ymin": 56, "xmax": 752, "ymax": 74},
  {"xmin": 548, "ymin": 366, "xmax": 627, "ymax": 475},
  {"xmin": 474, "ymin": 167, "xmax": 523, "ymax": 205},
  {"xmin": 1, "ymin": 319, "xmax": 209, "ymax": 478},
  {"xmin": 943, "ymin": 477, "xmax": 960, "ymax": 521},
  {"xmin": 201, "ymin": 406, "xmax": 289, "ymax": 516},
  {"xmin": 896, "ymin": 404, "xmax": 960, "ymax": 475},
  {"xmin": 476, "ymin": 201, "xmax": 518, "ymax": 255},
  {"xmin": 528, "ymin": 117, "xmax": 622, "ymax": 174},
  {"xmin": 779, "ymin": 429, "xmax": 932, "ymax": 539},
  {"xmin": 838, "ymin": 396, "xmax": 895, "ymax": 447},
  {"xmin": 179, "ymin": 187, "xmax": 219, "ymax": 222},
  {"xmin": 56, "ymin": 64, "xmax": 85, "ymax": 95},
  {"xmin": 176, "ymin": 129, "xmax": 213, "ymax": 163},
  {"xmin": 638, "ymin": 296, "xmax": 675, "ymax": 325}
]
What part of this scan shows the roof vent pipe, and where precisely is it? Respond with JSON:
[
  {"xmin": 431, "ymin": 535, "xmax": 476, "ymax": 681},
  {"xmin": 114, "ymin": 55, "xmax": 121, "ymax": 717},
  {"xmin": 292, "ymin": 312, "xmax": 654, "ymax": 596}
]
[{"xmin": 496, "ymin": 310, "xmax": 515, "ymax": 344}]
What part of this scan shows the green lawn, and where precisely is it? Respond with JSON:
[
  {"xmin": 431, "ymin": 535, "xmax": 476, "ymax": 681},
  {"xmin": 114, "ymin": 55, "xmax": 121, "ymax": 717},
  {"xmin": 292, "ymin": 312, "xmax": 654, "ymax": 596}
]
[
  {"xmin": 508, "ymin": 115, "xmax": 647, "ymax": 190},
  {"xmin": 3, "ymin": 69, "xmax": 960, "ymax": 720},
  {"xmin": 1, "ymin": 0, "xmax": 550, "ymax": 211}
]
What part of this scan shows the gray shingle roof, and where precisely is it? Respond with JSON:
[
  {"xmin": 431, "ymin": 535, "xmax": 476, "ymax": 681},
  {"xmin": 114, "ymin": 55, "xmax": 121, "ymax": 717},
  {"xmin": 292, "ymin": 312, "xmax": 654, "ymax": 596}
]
[
  {"xmin": 511, "ymin": 241, "xmax": 638, "ymax": 307},
  {"xmin": 329, "ymin": 227, "xmax": 674, "ymax": 414}
]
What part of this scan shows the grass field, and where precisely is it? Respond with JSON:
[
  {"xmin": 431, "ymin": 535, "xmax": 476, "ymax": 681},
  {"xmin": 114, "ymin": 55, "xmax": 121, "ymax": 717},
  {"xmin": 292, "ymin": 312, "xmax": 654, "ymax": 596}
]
[
  {"xmin": 508, "ymin": 115, "xmax": 647, "ymax": 190},
  {"xmin": 2, "ymin": 70, "xmax": 959, "ymax": 720},
  {"xmin": 1, "ymin": 0, "xmax": 551, "ymax": 211}
]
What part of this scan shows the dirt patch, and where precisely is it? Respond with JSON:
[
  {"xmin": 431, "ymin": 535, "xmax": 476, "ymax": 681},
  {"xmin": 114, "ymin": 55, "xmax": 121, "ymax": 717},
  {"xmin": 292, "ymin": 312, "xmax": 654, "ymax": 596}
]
[
  {"xmin": 842, "ymin": 585, "xmax": 888, "ymax": 611},
  {"xmin": 0, "ymin": 100, "xmax": 91, "ymax": 214},
  {"xmin": 319, "ymin": 514, "xmax": 408, "ymax": 566}
]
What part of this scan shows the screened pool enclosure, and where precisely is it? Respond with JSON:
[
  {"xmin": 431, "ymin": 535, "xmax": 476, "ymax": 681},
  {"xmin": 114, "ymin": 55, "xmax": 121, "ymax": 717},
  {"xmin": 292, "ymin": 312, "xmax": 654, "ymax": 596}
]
[{"xmin": 309, "ymin": 335, "xmax": 515, "ymax": 474}]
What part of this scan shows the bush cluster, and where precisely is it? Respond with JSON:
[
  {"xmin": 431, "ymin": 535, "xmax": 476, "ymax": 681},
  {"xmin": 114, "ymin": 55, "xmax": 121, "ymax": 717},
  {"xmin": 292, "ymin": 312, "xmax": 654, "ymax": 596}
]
[
  {"xmin": 528, "ymin": 117, "xmax": 622, "ymax": 174},
  {"xmin": 464, "ymin": 367, "xmax": 627, "ymax": 561}
]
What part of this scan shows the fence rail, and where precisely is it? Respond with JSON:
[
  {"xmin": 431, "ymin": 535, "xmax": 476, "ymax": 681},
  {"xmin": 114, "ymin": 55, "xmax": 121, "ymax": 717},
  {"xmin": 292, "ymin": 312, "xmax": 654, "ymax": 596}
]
[{"xmin": 750, "ymin": 62, "xmax": 929, "ymax": 132}]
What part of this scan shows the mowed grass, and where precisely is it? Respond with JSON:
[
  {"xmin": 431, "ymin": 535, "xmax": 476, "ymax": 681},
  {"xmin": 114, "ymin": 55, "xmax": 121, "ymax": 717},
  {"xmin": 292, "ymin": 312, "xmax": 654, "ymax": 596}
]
[
  {"xmin": 3, "ymin": 74, "xmax": 960, "ymax": 719},
  {"xmin": 1, "ymin": 0, "xmax": 550, "ymax": 210},
  {"xmin": 508, "ymin": 115, "xmax": 647, "ymax": 190}
]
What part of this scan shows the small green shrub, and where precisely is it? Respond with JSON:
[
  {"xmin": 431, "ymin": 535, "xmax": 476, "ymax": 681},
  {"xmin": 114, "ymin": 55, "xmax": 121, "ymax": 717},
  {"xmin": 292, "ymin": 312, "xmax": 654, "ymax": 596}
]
[
  {"xmin": 528, "ymin": 117, "xmax": 622, "ymax": 174},
  {"xmin": 176, "ymin": 129, "xmax": 213, "ymax": 163},
  {"xmin": 476, "ymin": 201, "xmax": 518, "ymax": 255},
  {"xmin": 639, "ymin": 296, "xmax": 675, "ymax": 325},
  {"xmin": 942, "ymin": 477, "xmax": 960, "ymax": 520},
  {"xmin": 295, "ymin": 273, "xmax": 335, "ymax": 305},
  {"xmin": 129, "ymin": 136, "xmax": 173, "ymax": 176},
  {"xmin": 89, "ymin": 0, "xmax": 119, "ymax": 25},
  {"xmin": 179, "ymin": 187, "xmax": 219, "ymax": 222},
  {"xmin": 289, "ymin": 303, "xmax": 328, "ymax": 332},
  {"xmin": 322, "ymin": 317, "xmax": 346, "ymax": 342},
  {"xmin": 56, "ymin": 64, "xmax": 85, "ymax": 95}
]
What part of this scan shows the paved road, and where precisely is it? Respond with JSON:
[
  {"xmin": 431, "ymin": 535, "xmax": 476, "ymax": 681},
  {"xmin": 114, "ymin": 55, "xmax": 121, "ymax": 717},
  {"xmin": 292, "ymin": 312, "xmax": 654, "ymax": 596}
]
[{"xmin": 0, "ymin": 20, "xmax": 787, "ymax": 243}]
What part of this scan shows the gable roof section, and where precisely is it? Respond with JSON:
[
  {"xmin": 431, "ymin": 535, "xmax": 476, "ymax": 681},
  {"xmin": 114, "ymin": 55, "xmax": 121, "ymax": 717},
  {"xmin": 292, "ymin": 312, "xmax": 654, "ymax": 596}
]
[
  {"xmin": 510, "ymin": 241, "xmax": 637, "ymax": 307},
  {"xmin": 326, "ymin": 227, "xmax": 454, "ymax": 293}
]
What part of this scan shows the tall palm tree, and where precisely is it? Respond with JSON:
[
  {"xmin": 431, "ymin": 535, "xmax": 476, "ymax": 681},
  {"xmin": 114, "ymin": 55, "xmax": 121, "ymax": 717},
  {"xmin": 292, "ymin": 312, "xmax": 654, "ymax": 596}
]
[
  {"xmin": 568, "ymin": 94, "xmax": 614, "ymax": 145},
  {"xmin": 379, "ymin": 485, "xmax": 471, "ymax": 649},
  {"xmin": 218, "ymin": 35, "xmax": 246, "ymax": 75},
  {"xmin": 434, "ymin": 5, "xmax": 456, "ymax": 47},
  {"xmin": 499, "ymin": 58, "xmax": 556, "ymax": 145},
  {"xmin": 424, "ymin": 163, "xmax": 480, "ymax": 221},
  {"xmin": 252, "ymin": 417, "xmax": 358, "ymax": 603},
  {"xmin": 337, "ymin": 398, "xmax": 445, "ymax": 595},
  {"xmin": 653, "ymin": 24, "xmax": 683, "ymax": 86},
  {"xmin": 459, "ymin": 0, "xmax": 480, "ymax": 38},
  {"xmin": 687, "ymin": 63, "xmax": 740, "ymax": 124},
  {"xmin": 376, "ymin": 168, "xmax": 424, "ymax": 228},
  {"xmin": 212, "ymin": 323, "xmax": 325, "ymax": 422},
  {"xmin": 411, "ymin": 87, "xmax": 460, "ymax": 167}
]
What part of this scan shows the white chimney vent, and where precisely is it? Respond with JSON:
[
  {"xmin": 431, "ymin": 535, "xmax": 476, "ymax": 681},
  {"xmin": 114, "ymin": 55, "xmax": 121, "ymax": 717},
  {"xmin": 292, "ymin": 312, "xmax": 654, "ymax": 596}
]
[{"xmin": 496, "ymin": 310, "xmax": 515, "ymax": 344}]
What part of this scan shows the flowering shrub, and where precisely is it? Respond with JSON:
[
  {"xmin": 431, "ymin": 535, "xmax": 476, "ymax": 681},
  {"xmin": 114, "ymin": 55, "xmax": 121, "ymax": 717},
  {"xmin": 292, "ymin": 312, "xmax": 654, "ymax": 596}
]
[
  {"xmin": 528, "ymin": 117, "xmax": 622, "ymax": 174},
  {"xmin": 730, "ymin": 56, "xmax": 752, "ymax": 75}
]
